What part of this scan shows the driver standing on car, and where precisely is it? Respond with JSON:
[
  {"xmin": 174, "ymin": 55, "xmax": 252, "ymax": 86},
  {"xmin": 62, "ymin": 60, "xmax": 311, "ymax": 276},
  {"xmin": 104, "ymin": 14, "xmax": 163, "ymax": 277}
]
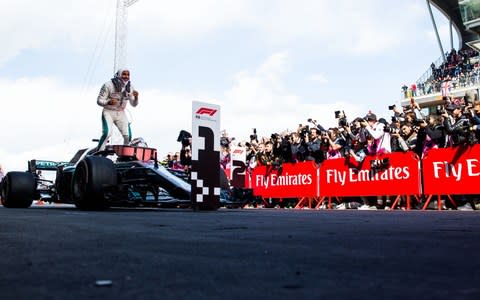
[{"xmin": 96, "ymin": 69, "xmax": 139, "ymax": 151}]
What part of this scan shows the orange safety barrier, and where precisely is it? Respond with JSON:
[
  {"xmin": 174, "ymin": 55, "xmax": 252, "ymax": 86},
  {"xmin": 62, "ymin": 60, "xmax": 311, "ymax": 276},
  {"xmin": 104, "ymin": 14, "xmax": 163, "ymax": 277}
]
[
  {"xmin": 422, "ymin": 195, "xmax": 457, "ymax": 210},
  {"xmin": 294, "ymin": 197, "xmax": 319, "ymax": 209},
  {"xmin": 390, "ymin": 195, "xmax": 422, "ymax": 210},
  {"xmin": 314, "ymin": 196, "xmax": 340, "ymax": 209}
]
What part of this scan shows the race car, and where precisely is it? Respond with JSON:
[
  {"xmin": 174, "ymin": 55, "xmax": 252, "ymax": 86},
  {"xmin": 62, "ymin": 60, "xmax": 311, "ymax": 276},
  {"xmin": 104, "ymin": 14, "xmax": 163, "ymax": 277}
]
[{"xmin": 0, "ymin": 144, "xmax": 191, "ymax": 210}]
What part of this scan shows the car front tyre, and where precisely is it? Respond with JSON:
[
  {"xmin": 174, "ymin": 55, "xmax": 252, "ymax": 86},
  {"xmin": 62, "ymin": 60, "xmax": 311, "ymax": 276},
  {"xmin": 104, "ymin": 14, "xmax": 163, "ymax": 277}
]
[{"xmin": 1, "ymin": 172, "xmax": 35, "ymax": 208}]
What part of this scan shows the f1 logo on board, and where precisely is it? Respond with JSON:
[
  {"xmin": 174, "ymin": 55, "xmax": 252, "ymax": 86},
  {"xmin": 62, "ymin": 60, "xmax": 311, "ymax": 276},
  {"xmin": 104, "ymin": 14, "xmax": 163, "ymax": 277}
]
[
  {"xmin": 233, "ymin": 149, "xmax": 244, "ymax": 155},
  {"xmin": 195, "ymin": 107, "xmax": 218, "ymax": 116}
]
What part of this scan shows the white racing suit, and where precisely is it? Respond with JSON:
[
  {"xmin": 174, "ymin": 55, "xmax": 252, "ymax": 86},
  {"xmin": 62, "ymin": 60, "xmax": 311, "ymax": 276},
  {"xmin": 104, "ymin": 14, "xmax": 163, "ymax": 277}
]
[{"xmin": 96, "ymin": 80, "xmax": 138, "ymax": 151}]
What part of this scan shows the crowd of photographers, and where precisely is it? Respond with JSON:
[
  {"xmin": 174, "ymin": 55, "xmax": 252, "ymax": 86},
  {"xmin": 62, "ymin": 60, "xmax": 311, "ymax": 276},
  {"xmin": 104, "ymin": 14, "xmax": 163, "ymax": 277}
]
[
  {"xmin": 228, "ymin": 94, "xmax": 480, "ymax": 210},
  {"xmin": 237, "ymin": 96, "xmax": 478, "ymax": 168},
  {"xmin": 165, "ymin": 93, "xmax": 480, "ymax": 210}
]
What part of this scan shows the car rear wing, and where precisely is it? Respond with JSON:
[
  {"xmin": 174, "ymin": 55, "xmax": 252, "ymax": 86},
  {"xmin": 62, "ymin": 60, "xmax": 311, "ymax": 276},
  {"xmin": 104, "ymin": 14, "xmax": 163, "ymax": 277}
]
[{"xmin": 28, "ymin": 159, "xmax": 69, "ymax": 173}]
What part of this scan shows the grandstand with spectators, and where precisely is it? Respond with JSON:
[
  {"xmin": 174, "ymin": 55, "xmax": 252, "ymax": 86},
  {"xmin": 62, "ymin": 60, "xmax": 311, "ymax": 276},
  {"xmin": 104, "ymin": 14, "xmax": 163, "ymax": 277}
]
[{"xmin": 402, "ymin": 0, "xmax": 480, "ymax": 111}]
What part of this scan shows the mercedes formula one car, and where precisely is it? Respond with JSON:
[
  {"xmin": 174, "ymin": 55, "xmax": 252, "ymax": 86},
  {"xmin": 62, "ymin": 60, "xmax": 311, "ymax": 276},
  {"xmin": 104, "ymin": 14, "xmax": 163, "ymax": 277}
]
[{"xmin": 0, "ymin": 144, "xmax": 191, "ymax": 210}]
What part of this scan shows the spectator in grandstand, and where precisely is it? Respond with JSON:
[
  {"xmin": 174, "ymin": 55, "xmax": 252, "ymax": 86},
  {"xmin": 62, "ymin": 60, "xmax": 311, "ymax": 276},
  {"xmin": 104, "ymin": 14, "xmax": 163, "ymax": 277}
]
[
  {"xmin": 401, "ymin": 84, "xmax": 408, "ymax": 98},
  {"xmin": 418, "ymin": 82, "xmax": 425, "ymax": 95},
  {"xmin": 411, "ymin": 83, "xmax": 417, "ymax": 97},
  {"xmin": 96, "ymin": 68, "xmax": 139, "ymax": 151}
]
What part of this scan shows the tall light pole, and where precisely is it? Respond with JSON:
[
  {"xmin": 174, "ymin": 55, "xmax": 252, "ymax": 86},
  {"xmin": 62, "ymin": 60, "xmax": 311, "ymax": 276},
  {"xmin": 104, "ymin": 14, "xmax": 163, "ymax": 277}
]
[{"xmin": 114, "ymin": 0, "xmax": 139, "ymax": 73}]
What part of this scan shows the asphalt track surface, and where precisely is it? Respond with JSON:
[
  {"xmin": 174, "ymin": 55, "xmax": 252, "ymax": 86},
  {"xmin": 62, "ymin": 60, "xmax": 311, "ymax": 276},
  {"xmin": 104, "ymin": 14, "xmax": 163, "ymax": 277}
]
[{"xmin": 1, "ymin": 205, "xmax": 479, "ymax": 300}]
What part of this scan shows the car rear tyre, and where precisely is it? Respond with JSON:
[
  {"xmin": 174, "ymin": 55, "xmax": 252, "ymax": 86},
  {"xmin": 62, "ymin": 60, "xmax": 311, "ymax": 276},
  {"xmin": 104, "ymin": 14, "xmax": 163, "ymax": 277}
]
[
  {"xmin": 1, "ymin": 172, "xmax": 35, "ymax": 208},
  {"xmin": 72, "ymin": 156, "xmax": 117, "ymax": 210}
]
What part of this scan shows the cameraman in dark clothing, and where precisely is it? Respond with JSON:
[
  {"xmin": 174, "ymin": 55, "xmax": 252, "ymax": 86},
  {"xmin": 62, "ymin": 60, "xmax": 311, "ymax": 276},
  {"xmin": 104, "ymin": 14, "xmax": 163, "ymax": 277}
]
[
  {"xmin": 394, "ymin": 122, "xmax": 418, "ymax": 154},
  {"xmin": 468, "ymin": 100, "xmax": 480, "ymax": 140},
  {"xmin": 287, "ymin": 132, "xmax": 304, "ymax": 162},
  {"xmin": 304, "ymin": 127, "xmax": 326, "ymax": 164},
  {"xmin": 416, "ymin": 115, "xmax": 447, "ymax": 158},
  {"xmin": 272, "ymin": 132, "xmax": 293, "ymax": 164},
  {"xmin": 442, "ymin": 103, "xmax": 475, "ymax": 210},
  {"xmin": 442, "ymin": 103, "xmax": 473, "ymax": 146}
]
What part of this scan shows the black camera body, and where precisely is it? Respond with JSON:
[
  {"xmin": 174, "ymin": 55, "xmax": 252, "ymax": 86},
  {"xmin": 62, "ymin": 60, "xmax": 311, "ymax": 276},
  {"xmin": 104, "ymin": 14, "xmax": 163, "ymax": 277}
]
[
  {"xmin": 177, "ymin": 130, "xmax": 192, "ymax": 147},
  {"xmin": 249, "ymin": 128, "xmax": 258, "ymax": 141},
  {"xmin": 299, "ymin": 125, "xmax": 310, "ymax": 139},
  {"xmin": 220, "ymin": 137, "xmax": 230, "ymax": 147},
  {"xmin": 436, "ymin": 105, "xmax": 446, "ymax": 115},
  {"xmin": 388, "ymin": 105, "xmax": 396, "ymax": 110},
  {"xmin": 370, "ymin": 158, "xmax": 390, "ymax": 170}
]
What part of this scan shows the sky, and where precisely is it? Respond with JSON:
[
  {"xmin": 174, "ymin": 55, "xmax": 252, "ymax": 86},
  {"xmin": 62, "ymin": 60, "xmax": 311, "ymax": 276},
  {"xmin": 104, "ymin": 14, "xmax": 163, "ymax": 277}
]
[{"xmin": 0, "ymin": 0, "xmax": 459, "ymax": 172}]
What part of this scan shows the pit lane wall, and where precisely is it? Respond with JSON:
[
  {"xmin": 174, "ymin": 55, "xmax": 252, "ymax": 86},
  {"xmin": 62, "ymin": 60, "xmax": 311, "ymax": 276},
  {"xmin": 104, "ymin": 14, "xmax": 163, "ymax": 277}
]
[{"xmin": 248, "ymin": 144, "xmax": 480, "ymax": 198}]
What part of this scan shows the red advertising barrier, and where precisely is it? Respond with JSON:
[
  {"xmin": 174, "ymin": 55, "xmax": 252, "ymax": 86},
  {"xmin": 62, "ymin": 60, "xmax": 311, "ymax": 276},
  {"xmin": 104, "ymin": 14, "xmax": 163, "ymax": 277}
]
[
  {"xmin": 248, "ymin": 146, "xmax": 480, "ymax": 199},
  {"xmin": 251, "ymin": 161, "xmax": 318, "ymax": 198},
  {"xmin": 319, "ymin": 152, "xmax": 421, "ymax": 197},
  {"xmin": 422, "ymin": 144, "xmax": 480, "ymax": 195}
]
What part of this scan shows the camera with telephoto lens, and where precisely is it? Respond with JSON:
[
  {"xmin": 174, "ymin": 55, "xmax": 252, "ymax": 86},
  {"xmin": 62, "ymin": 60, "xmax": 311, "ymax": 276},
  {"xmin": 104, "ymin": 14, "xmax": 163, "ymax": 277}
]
[
  {"xmin": 383, "ymin": 126, "xmax": 399, "ymax": 134},
  {"xmin": 370, "ymin": 157, "xmax": 390, "ymax": 170}
]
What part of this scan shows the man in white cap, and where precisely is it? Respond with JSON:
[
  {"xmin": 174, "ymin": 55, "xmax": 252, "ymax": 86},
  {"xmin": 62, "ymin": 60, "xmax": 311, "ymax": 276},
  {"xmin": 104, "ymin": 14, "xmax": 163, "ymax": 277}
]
[{"xmin": 96, "ymin": 69, "xmax": 139, "ymax": 151}]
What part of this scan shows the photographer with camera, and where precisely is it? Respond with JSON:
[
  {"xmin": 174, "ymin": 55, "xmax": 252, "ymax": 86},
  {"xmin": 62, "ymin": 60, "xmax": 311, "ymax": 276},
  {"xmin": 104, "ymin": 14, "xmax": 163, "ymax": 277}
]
[
  {"xmin": 324, "ymin": 128, "xmax": 346, "ymax": 160},
  {"xmin": 360, "ymin": 112, "xmax": 391, "ymax": 154},
  {"xmin": 256, "ymin": 140, "xmax": 281, "ymax": 168},
  {"xmin": 442, "ymin": 103, "xmax": 473, "ymax": 146},
  {"xmin": 304, "ymin": 127, "xmax": 326, "ymax": 164},
  {"xmin": 287, "ymin": 128, "xmax": 304, "ymax": 162},
  {"xmin": 358, "ymin": 113, "xmax": 392, "ymax": 210},
  {"xmin": 341, "ymin": 117, "xmax": 369, "ymax": 161},
  {"xmin": 271, "ymin": 132, "xmax": 294, "ymax": 164},
  {"xmin": 415, "ymin": 114, "xmax": 447, "ymax": 158},
  {"xmin": 395, "ymin": 122, "xmax": 418, "ymax": 153},
  {"xmin": 441, "ymin": 102, "xmax": 476, "ymax": 210},
  {"xmin": 467, "ymin": 100, "xmax": 480, "ymax": 141}
]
